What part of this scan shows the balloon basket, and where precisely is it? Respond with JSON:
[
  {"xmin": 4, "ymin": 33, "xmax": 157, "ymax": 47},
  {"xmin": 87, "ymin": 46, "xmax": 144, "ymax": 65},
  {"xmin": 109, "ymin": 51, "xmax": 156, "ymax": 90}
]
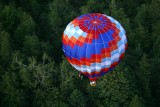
[{"xmin": 90, "ymin": 81, "xmax": 96, "ymax": 86}]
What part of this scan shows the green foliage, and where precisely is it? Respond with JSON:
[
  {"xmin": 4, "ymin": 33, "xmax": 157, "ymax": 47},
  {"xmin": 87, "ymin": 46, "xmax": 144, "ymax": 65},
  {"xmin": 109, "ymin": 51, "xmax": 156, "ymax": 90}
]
[
  {"xmin": 48, "ymin": 0, "xmax": 76, "ymax": 62},
  {"xmin": 68, "ymin": 89, "xmax": 86, "ymax": 107},
  {"xmin": 22, "ymin": 35, "xmax": 41, "ymax": 57},
  {"xmin": 18, "ymin": 0, "xmax": 41, "ymax": 17},
  {"xmin": 150, "ymin": 58, "xmax": 160, "ymax": 106},
  {"xmin": 136, "ymin": 54, "xmax": 155, "ymax": 107},
  {"xmin": 16, "ymin": 53, "xmax": 56, "ymax": 89},
  {"xmin": 32, "ymin": 88, "xmax": 64, "ymax": 107},
  {"xmin": 14, "ymin": 12, "xmax": 35, "ymax": 48},
  {"xmin": 0, "ymin": 4, "xmax": 19, "ymax": 33},
  {"xmin": 97, "ymin": 66, "xmax": 135, "ymax": 107},
  {"xmin": 129, "ymin": 95, "xmax": 144, "ymax": 107},
  {"xmin": 0, "ymin": 0, "xmax": 160, "ymax": 107},
  {"xmin": 0, "ymin": 30, "xmax": 11, "ymax": 64},
  {"xmin": 80, "ymin": 0, "xmax": 109, "ymax": 13},
  {"xmin": 152, "ymin": 36, "xmax": 160, "ymax": 57},
  {"xmin": 0, "ymin": 72, "xmax": 25, "ymax": 107}
]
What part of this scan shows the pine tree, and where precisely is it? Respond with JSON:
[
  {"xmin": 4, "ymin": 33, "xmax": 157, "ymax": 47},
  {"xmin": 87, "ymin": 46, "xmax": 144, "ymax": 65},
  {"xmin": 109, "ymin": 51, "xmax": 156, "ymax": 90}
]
[
  {"xmin": 152, "ymin": 34, "xmax": 160, "ymax": 58},
  {"xmin": 80, "ymin": 0, "xmax": 109, "ymax": 14},
  {"xmin": 129, "ymin": 95, "xmax": 144, "ymax": 107},
  {"xmin": 97, "ymin": 66, "xmax": 135, "ymax": 107},
  {"xmin": 0, "ymin": 30, "xmax": 11, "ymax": 64},
  {"xmin": 48, "ymin": 0, "xmax": 67, "ymax": 63},
  {"xmin": 59, "ymin": 56, "xmax": 77, "ymax": 102},
  {"xmin": 0, "ymin": 71, "xmax": 25, "ymax": 107},
  {"xmin": 10, "ymin": 52, "xmax": 64, "ymax": 107},
  {"xmin": 0, "ymin": 4, "xmax": 19, "ymax": 34},
  {"xmin": 68, "ymin": 89, "xmax": 86, "ymax": 107},
  {"xmin": 14, "ymin": 12, "xmax": 35, "ymax": 49},
  {"xmin": 136, "ymin": 54, "xmax": 155, "ymax": 107},
  {"xmin": 22, "ymin": 35, "xmax": 41, "ymax": 57}
]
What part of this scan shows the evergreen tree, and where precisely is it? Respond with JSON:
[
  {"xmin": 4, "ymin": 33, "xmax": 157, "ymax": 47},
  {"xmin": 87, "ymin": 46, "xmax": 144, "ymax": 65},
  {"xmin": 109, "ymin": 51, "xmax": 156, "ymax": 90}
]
[
  {"xmin": 97, "ymin": 66, "xmax": 135, "ymax": 107},
  {"xmin": 129, "ymin": 95, "xmax": 144, "ymax": 107},
  {"xmin": 0, "ymin": 30, "xmax": 11, "ymax": 65},
  {"xmin": 22, "ymin": 35, "xmax": 41, "ymax": 57},
  {"xmin": 0, "ymin": 4, "xmax": 19, "ymax": 34},
  {"xmin": 136, "ymin": 54, "xmax": 155, "ymax": 107},
  {"xmin": 80, "ymin": 0, "xmax": 109, "ymax": 13},
  {"xmin": 14, "ymin": 12, "xmax": 35, "ymax": 49},
  {"xmin": 0, "ymin": 71, "xmax": 25, "ymax": 107},
  {"xmin": 68, "ymin": 89, "xmax": 86, "ymax": 107},
  {"xmin": 48, "ymin": 0, "xmax": 66, "ymax": 62}
]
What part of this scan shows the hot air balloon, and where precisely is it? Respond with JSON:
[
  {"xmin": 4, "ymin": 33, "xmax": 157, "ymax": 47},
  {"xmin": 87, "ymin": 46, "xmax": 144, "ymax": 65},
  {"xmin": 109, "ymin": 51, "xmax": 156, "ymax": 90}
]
[{"xmin": 62, "ymin": 13, "xmax": 127, "ymax": 86}]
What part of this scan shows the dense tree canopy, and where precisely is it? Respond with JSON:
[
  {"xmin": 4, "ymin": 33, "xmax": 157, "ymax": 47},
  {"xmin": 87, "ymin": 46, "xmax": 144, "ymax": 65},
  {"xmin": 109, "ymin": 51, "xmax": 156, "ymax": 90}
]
[{"xmin": 0, "ymin": 0, "xmax": 159, "ymax": 107}]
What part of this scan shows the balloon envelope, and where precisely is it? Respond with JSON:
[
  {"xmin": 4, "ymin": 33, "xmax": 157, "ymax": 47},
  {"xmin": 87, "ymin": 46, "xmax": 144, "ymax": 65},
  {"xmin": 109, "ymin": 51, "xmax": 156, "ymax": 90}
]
[{"xmin": 62, "ymin": 13, "xmax": 127, "ymax": 81}]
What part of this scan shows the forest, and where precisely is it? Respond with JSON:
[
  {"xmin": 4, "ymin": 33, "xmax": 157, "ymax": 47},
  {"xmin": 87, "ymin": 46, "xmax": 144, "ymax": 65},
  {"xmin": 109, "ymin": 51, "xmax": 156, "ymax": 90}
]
[{"xmin": 0, "ymin": 0, "xmax": 160, "ymax": 107}]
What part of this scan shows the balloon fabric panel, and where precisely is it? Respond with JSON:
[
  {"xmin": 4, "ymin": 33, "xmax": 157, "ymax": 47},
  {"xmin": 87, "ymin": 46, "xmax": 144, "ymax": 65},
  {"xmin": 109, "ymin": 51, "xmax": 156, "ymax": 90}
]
[{"xmin": 62, "ymin": 13, "xmax": 127, "ymax": 81}]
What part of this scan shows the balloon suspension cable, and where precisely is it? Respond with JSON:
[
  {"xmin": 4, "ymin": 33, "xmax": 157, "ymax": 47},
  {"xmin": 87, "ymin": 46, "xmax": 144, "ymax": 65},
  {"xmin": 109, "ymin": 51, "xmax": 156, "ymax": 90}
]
[{"xmin": 90, "ymin": 81, "xmax": 96, "ymax": 86}]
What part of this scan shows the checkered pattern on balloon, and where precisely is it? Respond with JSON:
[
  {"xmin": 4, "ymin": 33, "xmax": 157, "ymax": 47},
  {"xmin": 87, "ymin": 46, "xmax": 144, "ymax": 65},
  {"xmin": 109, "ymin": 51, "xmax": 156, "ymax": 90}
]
[{"xmin": 62, "ymin": 13, "xmax": 127, "ymax": 85}]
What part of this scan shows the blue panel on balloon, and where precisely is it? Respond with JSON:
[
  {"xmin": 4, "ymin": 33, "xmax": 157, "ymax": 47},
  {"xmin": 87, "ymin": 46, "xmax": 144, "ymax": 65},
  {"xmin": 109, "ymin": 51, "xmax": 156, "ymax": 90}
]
[
  {"xmin": 94, "ymin": 34, "xmax": 103, "ymax": 43},
  {"xmin": 86, "ymin": 44, "xmax": 96, "ymax": 58},
  {"xmin": 104, "ymin": 42, "xmax": 109, "ymax": 48},
  {"xmin": 101, "ymin": 30, "xmax": 114, "ymax": 43},
  {"xmin": 77, "ymin": 44, "xmax": 87, "ymax": 59},
  {"xmin": 95, "ymin": 44, "xmax": 105, "ymax": 54},
  {"xmin": 70, "ymin": 45, "xmax": 78, "ymax": 58},
  {"xmin": 64, "ymin": 45, "xmax": 71, "ymax": 54}
]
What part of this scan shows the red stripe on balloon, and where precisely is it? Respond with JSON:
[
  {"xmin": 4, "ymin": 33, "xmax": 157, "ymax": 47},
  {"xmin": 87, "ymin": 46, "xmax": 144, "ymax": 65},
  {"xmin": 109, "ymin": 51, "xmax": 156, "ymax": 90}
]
[{"xmin": 77, "ymin": 52, "xmax": 126, "ymax": 81}]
